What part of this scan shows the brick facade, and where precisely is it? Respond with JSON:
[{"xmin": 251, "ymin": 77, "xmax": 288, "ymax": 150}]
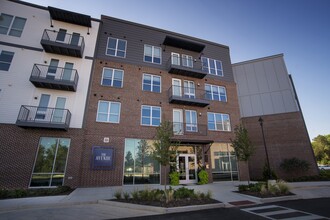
[{"xmin": 242, "ymin": 112, "xmax": 319, "ymax": 180}]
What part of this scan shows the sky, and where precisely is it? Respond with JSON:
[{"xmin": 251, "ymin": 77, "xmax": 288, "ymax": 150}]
[{"xmin": 24, "ymin": 0, "xmax": 330, "ymax": 140}]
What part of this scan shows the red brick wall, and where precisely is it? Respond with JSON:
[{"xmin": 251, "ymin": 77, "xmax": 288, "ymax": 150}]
[
  {"xmin": 0, "ymin": 124, "xmax": 84, "ymax": 189},
  {"xmin": 241, "ymin": 112, "xmax": 319, "ymax": 180}
]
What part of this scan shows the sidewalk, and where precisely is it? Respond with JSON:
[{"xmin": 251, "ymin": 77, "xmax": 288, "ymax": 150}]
[{"xmin": 0, "ymin": 181, "xmax": 329, "ymax": 220}]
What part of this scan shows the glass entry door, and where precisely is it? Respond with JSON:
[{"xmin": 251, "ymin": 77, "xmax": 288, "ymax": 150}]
[{"xmin": 177, "ymin": 154, "xmax": 197, "ymax": 184}]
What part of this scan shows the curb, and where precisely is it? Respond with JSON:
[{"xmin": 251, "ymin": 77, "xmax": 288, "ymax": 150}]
[
  {"xmin": 98, "ymin": 200, "xmax": 225, "ymax": 214},
  {"xmin": 233, "ymin": 192, "xmax": 300, "ymax": 204}
]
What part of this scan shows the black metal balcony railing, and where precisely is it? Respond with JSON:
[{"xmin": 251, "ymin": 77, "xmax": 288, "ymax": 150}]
[
  {"xmin": 168, "ymin": 85, "xmax": 210, "ymax": 107},
  {"xmin": 40, "ymin": 29, "xmax": 85, "ymax": 58},
  {"xmin": 16, "ymin": 105, "xmax": 71, "ymax": 131},
  {"xmin": 167, "ymin": 55, "xmax": 207, "ymax": 79},
  {"xmin": 30, "ymin": 64, "xmax": 79, "ymax": 91},
  {"xmin": 172, "ymin": 122, "xmax": 207, "ymax": 136}
]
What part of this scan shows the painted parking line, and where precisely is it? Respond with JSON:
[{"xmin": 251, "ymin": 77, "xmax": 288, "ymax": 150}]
[{"xmin": 241, "ymin": 205, "xmax": 329, "ymax": 220}]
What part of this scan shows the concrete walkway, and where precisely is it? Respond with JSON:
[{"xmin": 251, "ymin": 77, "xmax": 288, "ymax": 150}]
[{"xmin": 0, "ymin": 181, "xmax": 329, "ymax": 220}]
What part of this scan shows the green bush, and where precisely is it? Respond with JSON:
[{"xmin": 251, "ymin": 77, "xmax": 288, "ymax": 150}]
[
  {"xmin": 123, "ymin": 192, "xmax": 130, "ymax": 200},
  {"xmin": 277, "ymin": 180, "xmax": 290, "ymax": 194},
  {"xmin": 238, "ymin": 184, "xmax": 249, "ymax": 192},
  {"xmin": 114, "ymin": 191, "xmax": 122, "ymax": 199},
  {"xmin": 249, "ymin": 182, "xmax": 264, "ymax": 192},
  {"xmin": 280, "ymin": 157, "xmax": 310, "ymax": 174},
  {"xmin": 173, "ymin": 187, "xmax": 194, "ymax": 199},
  {"xmin": 169, "ymin": 172, "xmax": 179, "ymax": 186},
  {"xmin": 262, "ymin": 163, "xmax": 277, "ymax": 180},
  {"xmin": 131, "ymin": 190, "xmax": 139, "ymax": 200},
  {"xmin": 197, "ymin": 169, "xmax": 208, "ymax": 185}
]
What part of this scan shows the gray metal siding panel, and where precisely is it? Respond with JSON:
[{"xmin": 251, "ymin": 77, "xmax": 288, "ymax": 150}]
[{"xmin": 96, "ymin": 17, "xmax": 235, "ymax": 82}]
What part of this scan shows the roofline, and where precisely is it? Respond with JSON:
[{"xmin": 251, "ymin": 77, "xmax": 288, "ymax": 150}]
[
  {"xmin": 7, "ymin": 0, "xmax": 100, "ymax": 22},
  {"xmin": 232, "ymin": 53, "xmax": 284, "ymax": 66},
  {"xmin": 101, "ymin": 15, "xmax": 230, "ymax": 50}
]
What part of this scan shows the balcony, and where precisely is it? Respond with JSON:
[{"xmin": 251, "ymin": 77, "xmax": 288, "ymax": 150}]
[
  {"xmin": 40, "ymin": 29, "xmax": 85, "ymax": 58},
  {"xmin": 168, "ymin": 85, "xmax": 210, "ymax": 107},
  {"xmin": 167, "ymin": 55, "xmax": 207, "ymax": 79},
  {"xmin": 16, "ymin": 105, "xmax": 71, "ymax": 131},
  {"xmin": 30, "ymin": 64, "xmax": 79, "ymax": 91},
  {"xmin": 172, "ymin": 122, "xmax": 207, "ymax": 136}
]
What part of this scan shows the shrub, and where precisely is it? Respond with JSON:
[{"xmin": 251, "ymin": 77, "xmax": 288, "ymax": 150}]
[
  {"xmin": 197, "ymin": 169, "xmax": 209, "ymax": 185},
  {"xmin": 131, "ymin": 190, "xmax": 139, "ymax": 200},
  {"xmin": 238, "ymin": 184, "xmax": 249, "ymax": 192},
  {"xmin": 280, "ymin": 158, "xmax": 310, "ymax": 176},
  {"xmin": 260, "ymin": 184, "xmax": 268, "ymax": 195},
  {"xmin": 169, "ymin": 172, "xmax": 179, "ymax": 186},
  {"xmin": 262, "ymin": 163, "xmax": 277, "ymax": 180},
  {"xmin": 277, "ymin": 180, "xmax": 290, "ymax": 194},
  {"xmin": 206, "ymin": 190, "xmax": 212, "ymax": 199},
  {"xmin": 174, "ymin": 187, "xmax": 194, "ymax": 199},
  {"xmin": 123, "ymin": 192, "xmax": 130, "ymax": 200},
  {"xmin": 268, "ymin": 184, "xmax": 280, "ymax": 195},
  {"xmin": 114, "ymin": 191, "xmax": 122, "ymax": 199},
  {"xmin": 249, "ymin": 182, "xmax": 264, "ymax": 192}
]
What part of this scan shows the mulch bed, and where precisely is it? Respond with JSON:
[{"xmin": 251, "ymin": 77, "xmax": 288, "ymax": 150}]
[
  {"xmin": 110, "ymin": 198, "xmax": 221, "ymax": 208},
  {"xmin": 235, "ymin": 191, "xmax": 295, "ymax": 198}
]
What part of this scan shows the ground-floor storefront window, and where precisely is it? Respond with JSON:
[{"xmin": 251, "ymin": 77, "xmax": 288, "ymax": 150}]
[
  {"xmin": 123, "ymin": 139, "xmax": 160, "ymax": 184},
  {"xmin": 30, "ymin": 137, "xmax": 70, "ymax": 187},
  {"xmin": 211, "ymin": 143, "xmax": 238, "ymax": 181}
]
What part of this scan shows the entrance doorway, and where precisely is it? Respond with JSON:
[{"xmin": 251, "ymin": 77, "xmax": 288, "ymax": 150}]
[{"xmin": 177, "ymin": 154, "xmax": 197, "ymax": 184}]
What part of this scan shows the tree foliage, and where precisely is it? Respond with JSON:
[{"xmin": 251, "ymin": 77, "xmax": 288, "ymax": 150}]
[
  {"xmin": 230, "ymin": 124, "xmax": 255, "ymax": 162},
  {"xmin": 312, "ymin": 134, "xmax": 330, "ymax": 165}
]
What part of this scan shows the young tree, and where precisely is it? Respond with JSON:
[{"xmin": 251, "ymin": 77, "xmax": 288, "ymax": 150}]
[
  {"xmin": 152, "ymin": 121, "xmax": 178, "ymax": 202},
  {"xmin": 230, "ymin": 123, "xmax": 255, "ymax": 183}
]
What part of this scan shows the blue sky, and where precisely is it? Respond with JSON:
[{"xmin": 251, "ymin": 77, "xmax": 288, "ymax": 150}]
[{"xmin": 25, "ymin": 0, "xmax": 330, "ymax": 140}]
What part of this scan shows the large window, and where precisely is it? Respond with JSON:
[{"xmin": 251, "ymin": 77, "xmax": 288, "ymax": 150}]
[
  {"xmin": 124, "ymin": 139, "xmax": 160, "ymax": 184},
  {"xmin": 205, "ymin": 84, "xmax": 227, "ymax": 102},
  {"xmin": 30, "ymin": 137, "xmax": 70, "ymax": 187},
  {"xmin": 210, "ymin": 143, "xmax": 238, "ymax": 181},
  {"xmin": 142, "ymin": 74, "xmax": 161, "ymax": 93},
  {"xmin": 96, "ymin": 101, "xmax": 121, "ymax": 123},
  {"xmin": 185, "ymin": 110, "xmax": 197, "ymax": 132},
  {"xmin": 144, "ymin": 45, "xmax": 161, "ymax": 64},
  {"xmin": 0, "ymin": 13, "xmax": 26, "ymax": 37},
  {"xmin": 0, "ymin": 50, "xmax": 14, "ymax": 71},
  {"xmin": 141, "ymin": 105, "xmax": 161, "ymax": 126},
  {"xmin": 106, "ymin": 37, "xmax": 127, "ymax": 58},
  {"xmin": 207, "ymin": 112, "xmax": 231, "ymax": 131},
  {"xmin": 101, "ymin": 67, "xmax": 124, "ymax": 88},
  {"xmin": 201, "ymin": 57, "xmax": 223, "ymax": 76}
]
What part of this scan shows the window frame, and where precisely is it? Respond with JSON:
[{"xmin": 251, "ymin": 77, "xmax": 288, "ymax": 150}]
[
  {"xmin": 144, "ymin": 44, "xmax": 162, "ymax": 64},
  {"xmin": 185, "ymin": 110, "xmax": 198, "ymax": 132},
  {"xmin": 96, "ymin": 100, "xmax": 121, "ymax": 123},
  {"xmin": 201, "ymin": 57, "xmax": 223, "ymax": 76},
  {"xmin": 182, "ymin": 54, "xmax": 193, "ymax": 68},
  {"xmin": 0, "ymin": 50, "xmax": 14, "ymax": 71},
  {"xmin": 205, "ymin": 84, "xmax": 227, "ymax": 102},
  {"xmin": 207, "ymin": 112, "xmax": 231, "ymax": 131},
  {"xmin": 0, "ymin": 13, "xmax": 26, "ymax": 37},
  {"xmin": 141, "ymin": 105, "xmax": 161, "ymax": 127},
  {"xmin": 142, "ymin": 73, "xmax": 161, "ymax": 93},
  {"xmin": 101, "ymin": 67, "xmax": 124, "ymax": 88},
  {"xmin": 105, "ymin": 37, "xmax": 127, "ymax": 58}
]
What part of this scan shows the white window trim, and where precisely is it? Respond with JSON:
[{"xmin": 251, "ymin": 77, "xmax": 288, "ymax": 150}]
[
  {"xmin": 202, "ymin": 57, "xmax": 224, "ymax": 76},
  {"xmin": 0, "ymin": 13, "xmax": 26, "ymax": 37},
  {"xmin": 182, "ymin": 54, "xmax": 193, "ymax": 68},
  {"xmin": 205, "ymin": 83, "xmax": 227, "ymax": 102},
  {"xmin": 183, "ymin": 80, "xmax": 195, "ymax": 98},
  {"xmin": 101, "ymin": 67, "xmax": 124, "ymax": 88},
  {"xmin": 0, "ymin": 50, "xmax": 14, "ymax": 71},
  {"xmin": 142, "ymin": 73, "xmax": 161, "ymax": 93},
  {"xmin": 185, "ymin": 110, "xmax": 198, "ymax": 132},
  {"xmin": 144, "ymin": 44, "xmax": 162, "ymax": 64},
  {"xmin": 96, "ymin": 100, "xmax": 121, "ymax": 123},
  {"xmin": 141, "ymin": 105, "xmax": 161, "ymax": 127},
  {"xmin": 207, "ymin": 112, "xmax": 231, "ymax": 131},
  {"xmin": 105, "ymin": 37, "xmax": 127, "ymax": 58}
]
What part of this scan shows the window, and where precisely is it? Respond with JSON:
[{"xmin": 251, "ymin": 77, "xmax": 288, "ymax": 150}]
[
  {"xmin": 101, "ymin": 68, "xmax": 124, "ymax": 88},
  {"xmin": 0, "ymin": 50, "xmax": 14, "ymax": 71},
  {"xmin": 201, "ymin": 57, "xmax": 223, "ymax": 76},
  {"xmin": 30, "ymin": 137, "xmax": 70, "ymax": 187},
  {"xmin": 144, "ymin": 45, "xmax": 161, "ymax": 64},
  {"xmin": 56, "ymin": 29, "xmax": 66, "ymax": 42},
  {"xmin": 142, "ymin": 74, "xmax": 161, "ymax": 93},
  {"xmin": 106, "ymin": 37, "xmax": 127, "ymax": 58},
  {"xmin": 0, "ymin": 13, "xmax": 26, "ymax": 37},
  {"xmin": 207, "ymin": 112, "xmax": 231, "ymax": 131},
  {"xmin": 141, "ymin": 105, "xmax": 161, "ymax": 126},
  {"xmin": 182, "ymin": 54, "xmax": 193, "ymax": 68},
  {"xmin": 185, "ymin": 110, "xmax": 197, "ymax": 132},
  {"xmin": 124, "ymin": 139, "xmax": 160, "ymax": 184},
  {"xmin": 96, "ymin": 101, "xmax": 121, "ymax": 123},
  {"xmin": 205, "ymin": 84, "xmax": 227, "ymax": 102},
  {"xmin": 183, "ymin": 80, "xmax": 195, "ymax": 98}
]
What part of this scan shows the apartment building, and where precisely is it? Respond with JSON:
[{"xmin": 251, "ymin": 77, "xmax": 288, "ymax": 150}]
[
  {"xmin": 233, "ymin": 54, "xmax": 318, "ymax": 179},
  {"xmin": 80, "ymin": 15, "xmax": 245, "ymax": 187},
  {"xmin": 0, "ymin": 0, "xmax": 100, "ymax": 189}
]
